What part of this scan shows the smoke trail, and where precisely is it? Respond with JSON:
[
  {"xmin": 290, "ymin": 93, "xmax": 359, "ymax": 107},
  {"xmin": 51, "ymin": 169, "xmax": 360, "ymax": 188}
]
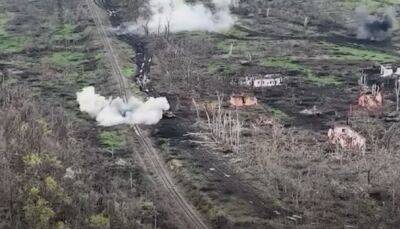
[
  {"xmin": 355, "ymin": 6, "xmax": 398, "ymax": 41},
  {"xmin": 76, "ymin": 87, "xmax": 170, "ymax": 126},
  {"xmin": 127, "ymin": 0, "xmax": 235, "ymax": 33}
]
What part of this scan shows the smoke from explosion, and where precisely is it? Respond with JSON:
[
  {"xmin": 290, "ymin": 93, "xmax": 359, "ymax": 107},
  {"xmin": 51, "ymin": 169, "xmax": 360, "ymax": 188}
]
[
  {"xmin": 355, "ymin": 6, "xmax": 398, "ymax": 41},
  {"xmin": 127, "ymin": 0, "xmax": 235, "ymax": 33},
  {"xmin": 76, "ymin": 87, "xmax": 170, "ymax": 126}
]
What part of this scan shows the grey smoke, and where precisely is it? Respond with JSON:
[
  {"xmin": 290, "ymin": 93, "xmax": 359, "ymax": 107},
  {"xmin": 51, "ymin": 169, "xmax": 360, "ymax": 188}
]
[{"xmin": 355, "ymin": 6, "xmax": 398, "ymax": 41}]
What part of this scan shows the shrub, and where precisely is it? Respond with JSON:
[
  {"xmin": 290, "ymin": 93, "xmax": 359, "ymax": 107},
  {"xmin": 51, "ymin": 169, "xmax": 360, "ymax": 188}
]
[
  {"xmin": 89, "ymin": 213, "xmax": 109, "ymax": 228},
  {"xmin": 98, "ymin": 131, "xmax": 125, "ymax": 151}
]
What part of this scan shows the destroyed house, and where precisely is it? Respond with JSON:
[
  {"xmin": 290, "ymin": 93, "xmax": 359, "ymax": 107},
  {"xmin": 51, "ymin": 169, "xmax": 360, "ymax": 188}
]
[
  {"xmin": 358, "ymin": 91, "xmax": 383, "ymax": 110},
  {"xmin": 328, "ymin": 125, "xmax": 366, "ymax": 151},
  {"xmin": 230, "ymin": 94, "xmax": 257, "ymax": 107},
  {"xmin": 239, "ymin": 74, "xmax": 283, "ymax": 88},
  {"xmin": 380, "ymin": 64, "xmax": 400, "ymax": 77}
]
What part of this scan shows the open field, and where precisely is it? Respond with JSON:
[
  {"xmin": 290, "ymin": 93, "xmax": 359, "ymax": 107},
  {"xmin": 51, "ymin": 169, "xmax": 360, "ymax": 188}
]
[{"xmin": 1, "ymin": 0, "xmax": 400, "ymax": 228}]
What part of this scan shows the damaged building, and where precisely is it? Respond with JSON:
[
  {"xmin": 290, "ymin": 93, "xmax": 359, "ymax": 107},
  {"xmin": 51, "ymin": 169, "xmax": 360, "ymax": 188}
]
[
  {"xmin": 230, "ymin": 94, "xmax": 258, "ymax": 107},
  {"xmin": 358, "ymin": 85, "xmax": 383, "ymax": 110},
  {"xmin": 328, "ymin": 125, "xmax": 366, "ymax": 151},
  {"xmin": 380, "ymin": 64, "xmax": 400, "ymax": 78},
  {"xmin": 300, "ymin": 105, "xmax": 323, "ymax": 116},
  {"xmin": 239, "ymin": 74, "xmax": 283, "ymax": 88}
]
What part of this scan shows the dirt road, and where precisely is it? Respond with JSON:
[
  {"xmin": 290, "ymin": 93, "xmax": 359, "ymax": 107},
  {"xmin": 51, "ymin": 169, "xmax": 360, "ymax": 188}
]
[{"xmin": 85, "ymin": 0, "xmax": 209, "ymax": 228}]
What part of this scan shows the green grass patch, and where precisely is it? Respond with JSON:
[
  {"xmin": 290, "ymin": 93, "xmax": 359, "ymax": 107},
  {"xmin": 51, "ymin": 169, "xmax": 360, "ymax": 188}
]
[
  {"xmin": 98, "ymin": 131, "xmax": 125, "ymax": 151},
  {"xmin": 216, "ymin": 40, "xmax": 233, "ymax": 53},
  {"xmin": 267, "ymin": 107, "xmax": 290, "ymax": 122},
  {"xmin": 53, "ymin": 23, "xmax": 81, "ymax": 42},
  {"xmin": 0, "ymin": 13, "xmax": 7, "ymax": 35},
  {"xmin": 48, "ymin": 51, "xmax": 86, "ymax": 67},
  {"xmin": 321, "ymin": 42, "xmax": 398, "ymax": 62},
  {"xmin": 305, "ymin": 70, "xmax": 343, "ymax": 87},
  {"xmin": 262, "ymin": 57, "xmax": 304, "ymax": 71},
  {"xmin": 334, "ymin": 46, "xmax": 397, "ymax": 62},
  {"xmin": 89, "ymin": 213, "xmax": 109, "ymax": 228},
  {"xmin": 122, "ymin": 66, "xmax": 135, "ymax": 77},
  {"xmin": 0, "ymin": 13, "xmax": 29, "ymax": 53},
  {"xmin": 216, "ymin": 39, "xmax": 266, "ymax": 56},
  {"xmin": 262, "ymin": 56, "xmax": 342, "ymax": 86},
  {"xmin": 222, "ymin": 25, "xmax": 249, "ymax": 39},
  {"xmin": 0, "ymin": 35, "xmax": 28, "ymax": 53},
  {"xmin": 208, "ymin": 60, "xmax": 241, "ymax": 75},
  {"xmin": 95, "ymin": 52, "xmax": 104, "ymax": 60}
]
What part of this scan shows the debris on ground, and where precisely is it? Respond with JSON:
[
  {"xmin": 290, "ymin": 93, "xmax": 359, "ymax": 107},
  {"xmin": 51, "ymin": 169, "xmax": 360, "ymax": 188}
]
[
  {"xmin": 328, "ymin": 125, "xmax": 366, "ymax": 150},
  {"xmin": 300, "ymin": 105, "xmax": 322, "ymax": 115},
  {"xmin": 163, "ymin": 110, "xmax": 176, "ymax": 118},
  {"xmin": 115, "ymin": 158, "xmax": 129, "ymax": 166},
  {"xmin": 64, "ymin": 167, "xmax": 81, "ymax": 179},
  {"xmin": 358, "ymin": 85, "xmax": 383, "ymax": 110}
]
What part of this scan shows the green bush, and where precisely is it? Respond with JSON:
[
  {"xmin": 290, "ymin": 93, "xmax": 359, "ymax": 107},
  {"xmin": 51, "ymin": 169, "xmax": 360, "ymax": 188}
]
[
  {"xmin": 49, "ymin": 51, "xmax": 86, "ymax": 67},
  {"xmin": 23, "ymin": 153, "xmax": 42, "ymax": 167},
  {"xmin": 53, "ymin": 23, "xmax": 81, "ymax": 42},
  {"xmin": 24, "ymin": 195, "xmax": 55, "ymax": 229},
  {"xmin": 122, "ymin": 66, "xmax": 135, "ymax": 77},
  {"xmin": 89, "ymin": 213, "xmax": 109, "ymax": 228},
  {"xmin": 98, "ymin": 131, "xmax": 125, "ymax": 151}
]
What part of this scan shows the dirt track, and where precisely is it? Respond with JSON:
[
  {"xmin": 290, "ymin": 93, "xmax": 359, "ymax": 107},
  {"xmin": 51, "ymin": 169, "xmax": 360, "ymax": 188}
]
[{"xmin": 85, "ymin": 0, "xmax": 209, "ymax": 228}]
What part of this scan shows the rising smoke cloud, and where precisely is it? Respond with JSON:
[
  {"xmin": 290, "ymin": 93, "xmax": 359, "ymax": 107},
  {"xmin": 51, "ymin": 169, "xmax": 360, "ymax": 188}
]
[
  {"xmin": 127, "ymin": 0, "xmax": 235, "ymax": 33},
  {"xmin": 355, "ymin": 6, "xmax": 398, "ymax": 41},
  {"xmin": 76, "ymin": 87, "xmax": 170, "ymax": 126}
]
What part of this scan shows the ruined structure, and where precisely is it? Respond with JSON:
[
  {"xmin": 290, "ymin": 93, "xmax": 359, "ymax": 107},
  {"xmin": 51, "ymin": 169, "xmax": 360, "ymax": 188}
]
[
  {"xmin": 328, "ymin": 125, "xmax": 366, "ymax": 151},
  {"xmin": 358, "ymin": 85, "xmax": 383, "ymax": 110},
  {"xmin": 230, "ymin": 94, "xmax": 258, "ymax": 107},
  {"xmin": 239, "ymin": 74, "xmax": 283, "ymax": 88},
  {"xmin": 300, "ymin": 105, "xmax": 322, "ymax": 115},
  {"xmin": 380, "ymin": 64, "xmax": 393, "ymax": 77},
  {"xmin": 380, "ymin": 64, "xmax": 400, "ymax": 78},
  {"xmin": 396, "ymin": 68, "xmax": 400, "ymax": 75}
]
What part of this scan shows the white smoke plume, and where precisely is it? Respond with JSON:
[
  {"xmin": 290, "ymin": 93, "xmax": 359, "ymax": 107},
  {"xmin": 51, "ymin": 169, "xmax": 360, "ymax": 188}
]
[
  {"xmin": 76, "ymin": 87, "xmax": 170, "ymax": 126},
  {"xmin": 127, "ymin": 0, "xmax": 235, "ymax": 33}
]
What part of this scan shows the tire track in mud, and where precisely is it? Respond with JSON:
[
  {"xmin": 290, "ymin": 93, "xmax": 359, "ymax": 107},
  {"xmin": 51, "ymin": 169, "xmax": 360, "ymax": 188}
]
[{"xmin": 85, "ymin": 0, "xmax": 209, "ymax": 228}]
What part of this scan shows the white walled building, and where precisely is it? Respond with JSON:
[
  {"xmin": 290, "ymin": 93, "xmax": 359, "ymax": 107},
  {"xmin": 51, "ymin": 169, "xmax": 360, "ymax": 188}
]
[
  {"xmin": 239, "ymin": 74, "xmax": 283, "ymax": 88},
  {"xmin": 380, "ymin": 64, "xmax": 394, "ymax": 77}
]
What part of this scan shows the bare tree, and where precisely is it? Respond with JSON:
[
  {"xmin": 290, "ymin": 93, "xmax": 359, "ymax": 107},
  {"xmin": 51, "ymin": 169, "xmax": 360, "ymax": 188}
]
[{"xmin": 395, "ymin": 77, "xmax": 400, "ymax": 112}]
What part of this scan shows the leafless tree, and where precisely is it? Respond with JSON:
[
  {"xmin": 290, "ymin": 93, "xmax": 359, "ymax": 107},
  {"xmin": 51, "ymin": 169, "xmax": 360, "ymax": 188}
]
[{"xmin": 395, "ymin": 77, "xmax": 400, "ymax": 112}]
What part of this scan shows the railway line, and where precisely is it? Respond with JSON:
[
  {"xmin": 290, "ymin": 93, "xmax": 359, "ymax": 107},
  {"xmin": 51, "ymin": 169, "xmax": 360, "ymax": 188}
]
[{"xmin": 85, "ymin": 0, "xmax": 209, "ymax": 228}]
